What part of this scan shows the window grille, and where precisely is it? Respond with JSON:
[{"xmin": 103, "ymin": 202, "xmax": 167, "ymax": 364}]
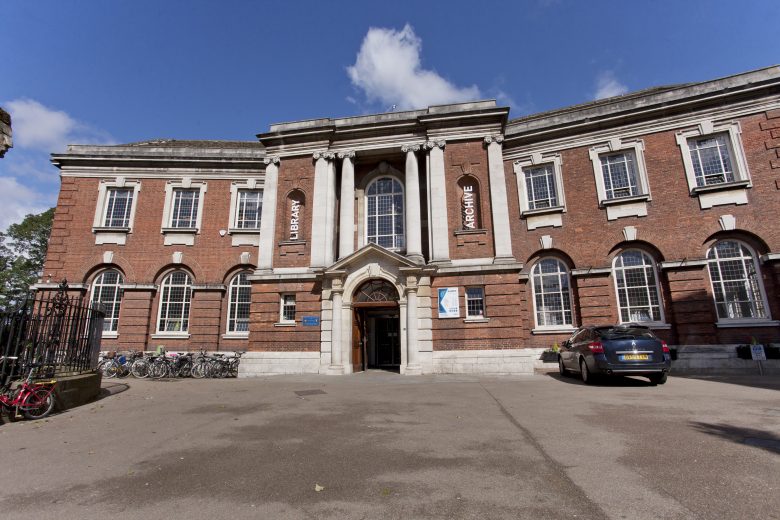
[
  {"xmin": 524, "ymin": 165, "xmax": 558, "ymax": 209},
  {"xmin": 104, "ymin": 188, "xmax": 134, "ymax": 227},
  {"xmin": 688, "ymin": 134, "xmax": 735, "ymax": 187},
  {"xmin": 170, "ymin": 189, "xmax": 200, "ymax": 228},
  {"xmin": 236, "ymin": 190, "xmax": 262, "ymax": 229},
  {"xmin": 90, "ymin": 270, "xmax": 124, "ymax": 332},
  {"xmin": 366, "ymin": 177, "xmax": 405, "ymax": 250},
  {"xmin": 532, "ymin": 259, "xmax": 573, "ymax": 327},
  {"xmin": 281, "ymin": 294, "xmax": 296, "ymax": 323},
  {"xmin": 707, "ymin": 240, "xmax": 767, "ymax": 320},
  {"xmin": 465, "ymin": 287, "xmax": 485, "ymax": 318},
  {"xmin": 227, "ymin": 272, "xmax": 251, "ymax": 332},
  {"xmin": 613, "ymin": 251, "xmax": 662, "ymax": 323},
  {"xmin": 600, "ymin": 152, "xmax": 640, "ymax": 199},
  {"xmin": 157, "ymin": 271, "xmax": 192, "ymax": 332}
]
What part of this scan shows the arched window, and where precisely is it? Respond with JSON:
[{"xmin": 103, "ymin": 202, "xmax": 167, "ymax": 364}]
[
  {"xmin": 458, "ymin": 176, "xmax": 481, "ymax": 230},
  {"xmin": 157, "ymin": 271, "xmax": 193, "ymax": 333},
  {"xmin": 90, "ymin": 269, "xmax": 124, "ymax": 332},
  {"xmin": 612, "ymin": 250, "xmax": 663, "ymax": 323},
  {"xmin": 707, "ymin": 240, "xmax": 767, "ymax": 320},
  {"xmin": 366, "ymin": 177, "xmax": 405, "ymax": 251},
  {"xmin": 227, "ymin": 271, "xmax": 251, "ymax": 333},
  {"xmin": 531, "ymin": 258, "xmax": 573, "ymax": 327},
  {"xmin": 286, "ymin": 190, "xmax": 305, "ymax": 241}
]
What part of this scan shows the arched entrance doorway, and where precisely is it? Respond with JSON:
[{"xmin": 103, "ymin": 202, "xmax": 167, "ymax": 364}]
[{"xmin": 352, "ymin": 279, "xmax": 401, "ymax": 372}]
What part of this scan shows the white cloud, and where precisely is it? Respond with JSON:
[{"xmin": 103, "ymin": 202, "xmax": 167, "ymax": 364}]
[
  {"xmin": 0, "ymin": 177, "xmax": 52, "ymax": 231},
  {"xmin": 347, "ymin": 25, "xmax": 481, "ymax": 110},
  {"xmin": 594, "ymin": 71, "xmax": 629, "ymax": 100},
  {"xmin": 5, "ymin": 98, "xmax": 114, "ymax": 153}
]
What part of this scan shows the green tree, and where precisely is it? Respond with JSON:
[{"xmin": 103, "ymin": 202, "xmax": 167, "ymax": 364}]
[{"xmin": 0, "ymin": 208, "xmax": 55, "ymax": 310}]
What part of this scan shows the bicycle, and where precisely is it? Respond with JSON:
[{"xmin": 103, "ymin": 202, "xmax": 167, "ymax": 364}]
[{"xmin": 0, "ymin": 358, "xmax": 57, "ymax": 421}]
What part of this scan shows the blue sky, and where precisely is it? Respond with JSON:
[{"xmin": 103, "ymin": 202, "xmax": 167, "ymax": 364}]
[{"xmin": 1, "ymin": 0, "xmax": 778, "ymax": 230}]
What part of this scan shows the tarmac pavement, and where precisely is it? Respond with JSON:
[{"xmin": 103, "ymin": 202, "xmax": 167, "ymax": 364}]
[{"xmin": 0, "ymin": 372, "xmax": 778, "ymax": 519}]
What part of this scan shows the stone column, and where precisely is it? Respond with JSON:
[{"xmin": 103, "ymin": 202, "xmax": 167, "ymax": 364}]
[
  {"xmin": 325, "ymin": 158, "xmax": 337, "ymax": 266},
  {"xmin": 338, "ymin": 151, "xmax": 355, "ymax": 259},
  {"xmin": 484, "ymin": 135, "xmax": 515, "ymax": 263},
  {"xmin": 257, "ymin": 156, "xmax": 280, "ymax": 272},
  {"xmin": 310, "ymin": 151, "xmax": 334, "ymax": 268},
  {"xmin": 406, "ymin": 280, "xmax": 421, "ymax": 374},
  {"xmin": 425, "ymin": 140, "xmax": 450, "ymax": 263},
  {"xmin": 329, "ymin": 286, "xmax": 344, "ymax": 374},
  {"xmin": 402, "ymin": 144, "xmax": 424, "ymax": 264}
]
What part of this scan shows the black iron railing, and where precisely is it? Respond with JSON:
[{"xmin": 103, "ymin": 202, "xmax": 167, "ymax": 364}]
[{"xmin": 0, "ymin": 281, "xmax": 104, "ymax": 386}]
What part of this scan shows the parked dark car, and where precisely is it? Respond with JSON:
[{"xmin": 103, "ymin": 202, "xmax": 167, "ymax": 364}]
[{"xmin": 558, "ymin": 325, "xmax": 671, "ymax": 385}]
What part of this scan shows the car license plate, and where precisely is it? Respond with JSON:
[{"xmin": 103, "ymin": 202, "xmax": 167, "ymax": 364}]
[{"xmin": 620, "ymin": 354, "xmax": 649, "ymax": 361}]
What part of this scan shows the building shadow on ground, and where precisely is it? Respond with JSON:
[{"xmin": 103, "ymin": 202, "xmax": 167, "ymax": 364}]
[
  {"xmin": 691, "ymin": 421, "xmax": 780, "ymax": 455},
  {"xmin": 95, "ymin": 381, "xmax": 130, "ymax": 401},
  {"xmin": 673, "ymin": 374, "xmax": 780, "ymax": 391}
]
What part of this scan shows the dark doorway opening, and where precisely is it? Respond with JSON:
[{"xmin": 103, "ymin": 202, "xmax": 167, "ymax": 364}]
[{"xmin": 351, "ymin": 279, "xmax": 401, "ymax": 373}]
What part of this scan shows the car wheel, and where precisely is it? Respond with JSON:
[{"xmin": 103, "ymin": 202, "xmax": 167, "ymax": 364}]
[
  {"xmin": 558, "ymin": 356, "xmax": 569, "ymax": 377},
  {"xmin": 649, "ymin": 373, "xmax": 668, "ymax": 385},
  {"xmin": 580, "ymin": 358, "xmax": 593, "ymax": 385}
]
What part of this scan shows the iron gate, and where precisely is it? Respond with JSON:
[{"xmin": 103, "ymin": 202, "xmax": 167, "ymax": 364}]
[{"xmin": 0, "ymin": 281, "xmax": 104, "ymax": 386}]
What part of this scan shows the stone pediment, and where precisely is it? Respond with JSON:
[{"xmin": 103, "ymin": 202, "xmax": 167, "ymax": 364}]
[{"xmin": 325, "ymin": 243, "xmax": 418, "ymax": 274}]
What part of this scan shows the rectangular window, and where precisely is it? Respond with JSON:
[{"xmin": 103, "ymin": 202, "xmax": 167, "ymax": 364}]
[
  {"xmin": 600, "ymin": 152, "xmax": 640, "ymax": 200},
  {"xmin": 688, "ymin": 134, "xmax": 735, "ymax": 187},
  {"xmin": 524, "ymin": 165, "xmax": 558, "ymax": 209},
  {"xmin": 280, "ymin": 294, "xmax": 296, "ymax": 323},
  {"xmin": 465, "ymin": 287, "xmax": 485, "ymax": 318},
  {"xmin": 170, "ymin": 188, "xmax": 200, "ymax": 228},
  {"xmin": 103, "ymin": 188, "xmax": 134, "ymax": 227},
  {"xmin": 235, "ymin": 190, "xmax": 262, "ymax": 229}
]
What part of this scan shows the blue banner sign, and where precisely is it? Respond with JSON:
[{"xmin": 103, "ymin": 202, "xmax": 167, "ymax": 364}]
[{"xmin": 302, "ymin": 316, "xmax": 320, "ymax": 326}]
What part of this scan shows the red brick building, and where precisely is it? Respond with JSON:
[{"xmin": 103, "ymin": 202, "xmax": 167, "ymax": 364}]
[{"xmin": 43, "ymin": 66, "xmax": 780, "ymax": 375}]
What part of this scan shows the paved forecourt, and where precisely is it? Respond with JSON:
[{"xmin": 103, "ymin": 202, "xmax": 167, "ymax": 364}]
[{"xmin": 0, "ymin": 373, "xmax": 778, "ymax": 520}]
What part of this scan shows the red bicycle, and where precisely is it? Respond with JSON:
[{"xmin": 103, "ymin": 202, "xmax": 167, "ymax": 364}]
[{"xmin": 0, "ymin": 358, "xmax": 57, "ymax": 421}]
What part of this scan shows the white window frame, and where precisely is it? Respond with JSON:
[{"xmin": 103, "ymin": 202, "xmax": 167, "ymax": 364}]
[
  {"xmin": 228, "ymin": 179, "xmax": 263, "ymax": 231},
  {"xmin": 155, "ymin": 271, "xmax": 193, "ymax": 336},
  {"xmin": 706, "ymin": 240, "xmax": 771, "ymax": 326},
  {"xmin": 225, "ymin": 271, "xmax": 251, "ymax": 336},
  {"xmin": 161, "ymin": 178, "xmax": 207, "ymax": 232},
  {"xmin": 675, "ymin": 120, "xmax": 751, "ymax": 209},
  {"xmin": 514, "ymin": 153, "xmax": 566, "ymax": 215},
  {"xmin": 464, "ymin": 287, "xmax": 486, "ymax": 320},
  {"xmin": 90, "ymin": 269, "xmax": 125, "ymax": 337},
  {"xmin": 365, "ymin": 176, "xmax": 406, "ymax": 252},
  {"xmin": 612, "ymin": 250, "xmax": 666, "ymax": 326},
  {"xmin": 93, "ymin": 177, "xmax": 141, "ymax": 244},
  {"xmin": 531, "ymin": 258, "xmax": 575, "ymax": 332},
  {"xmin": 279, "ymin": 294, "xmax": 296, "ymax": 324},
  {"xmin": 588, "ymin": 139, "xmax": 651, "ymax": 219}
]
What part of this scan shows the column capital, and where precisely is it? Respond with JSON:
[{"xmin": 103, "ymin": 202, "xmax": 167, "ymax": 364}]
[
  {"xmin": 337, "ymin": 150, "xmax": 355, "ymax": 159},
  {"xmin": 401, "ymin": 143, "xmax": 424, "ymax": 153},
  {"xmin": 313, "ymin": 150, "xmax": 336, "ymax": 160},
  {"xmin": 263, "ymin": 156, "xmax": 280, "ymax": 165},
  {"xmin": 424, "ymin": 139, "xmax": 446, "ymax": 150},
  {"xmin": 483, "ymin": 134, "xmax": 505, "ymax": 146}
]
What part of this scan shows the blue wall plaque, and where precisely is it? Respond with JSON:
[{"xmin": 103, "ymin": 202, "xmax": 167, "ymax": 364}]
[{"xmin": 302, "ymin": 316, "xmax": 320, "ymax": 326}]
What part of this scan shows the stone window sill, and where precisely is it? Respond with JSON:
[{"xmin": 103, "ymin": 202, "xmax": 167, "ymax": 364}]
[
  {"xmin": 716, "ymin": 320, "xmax": 780, "ymax": 328},
  {"xmin": 463, "ymin": 317, "xmax": 490, "ymax": 323},
  {"xmin": 102, "ymin": 332, "xmax": 119, "ymax": 339},
  {"xmin": 599, "ymin": 194, "xmax": 650, "ymax": 207},
  {"xmin": 274, "ymin": 322, "xmax": 296, "ymax": 327},
  {"xmin": 454, "ymin": 228, "xmax": 488, "ymax": 236},
  {"xmin": 222, "ymin": 333, "xmax": 249, "ymax": 339},
  {"xmin": 690, "ymin": 180, "xmax": 750, "ymax": 195},
  {"xmin": 151, "ymin": 333, "xmax": 191, "ymax": 339},
  {"xmin": 229, "ymin": 228, "xmax": 260, "ymax": 234},
  {"xmin": 532, "ymin": 327, "xmax": 576, "ymax": 335},
  {"xmin": 93, "ymin": 226, "xmax": 130, "ymax": 233},
  {"xmin": 521, "ymin": 205, "xmax": 565, "ymax": 218},
  {"xmin": 161, "ymin": 227, "xmax": 198, "ymax": 234}
]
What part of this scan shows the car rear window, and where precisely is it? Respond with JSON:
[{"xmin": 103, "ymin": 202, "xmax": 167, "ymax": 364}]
[{"xmin": 595, "ymin": 327, "xmax": 657, "ymax": 340}]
